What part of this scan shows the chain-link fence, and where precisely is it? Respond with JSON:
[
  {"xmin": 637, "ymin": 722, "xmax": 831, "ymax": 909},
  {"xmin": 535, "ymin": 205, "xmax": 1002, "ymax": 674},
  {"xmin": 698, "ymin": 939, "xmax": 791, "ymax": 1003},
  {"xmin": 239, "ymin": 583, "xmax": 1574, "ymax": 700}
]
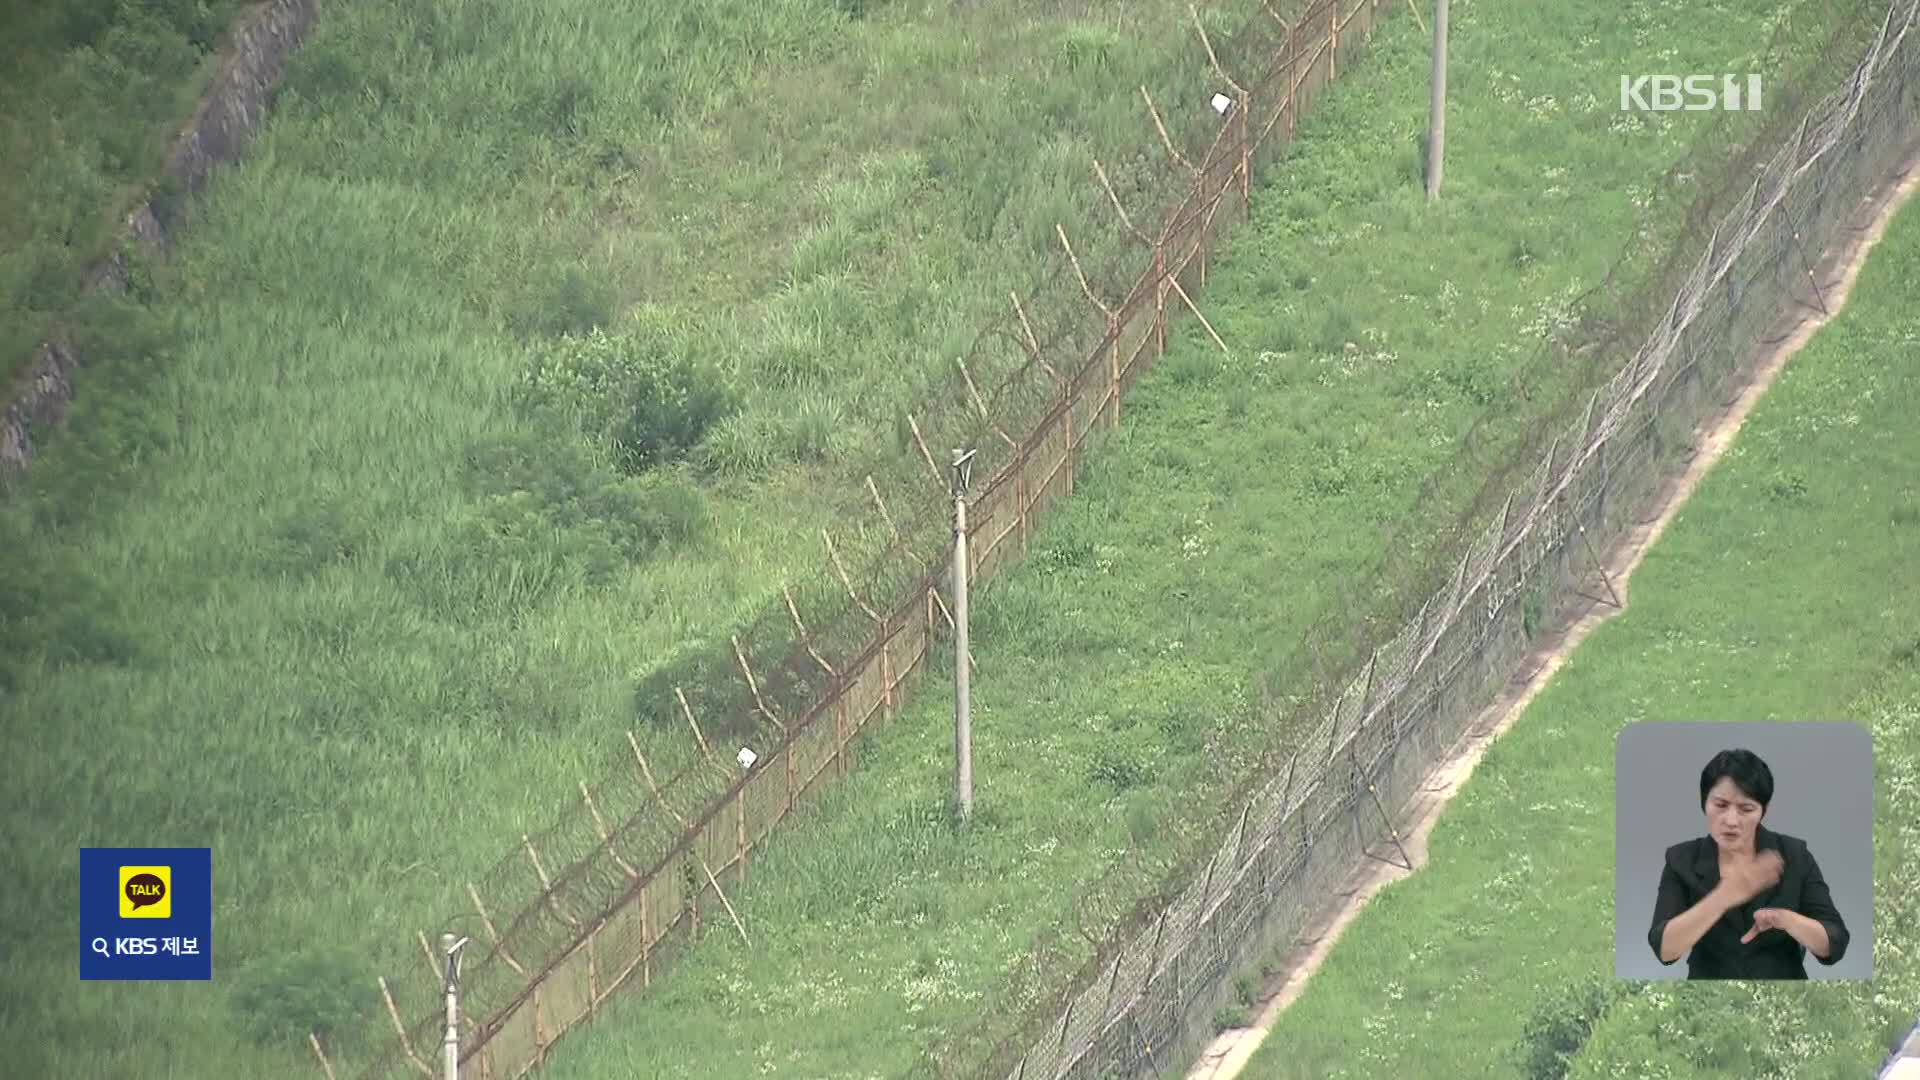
[
  {"xmin": 312, "ymin": 2, "xmax": 1402, "ymax": 1077},
  {"xmin": 922, "ymin": 4, "xmax": 1920, "ymax": 1077}
]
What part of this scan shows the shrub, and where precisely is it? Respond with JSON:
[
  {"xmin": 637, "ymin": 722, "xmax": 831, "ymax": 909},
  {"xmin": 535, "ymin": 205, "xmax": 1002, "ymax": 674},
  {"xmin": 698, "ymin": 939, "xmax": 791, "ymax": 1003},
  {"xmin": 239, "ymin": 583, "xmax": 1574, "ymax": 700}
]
[
  {"xmin": 1766, "ymin": 469, "xmax": 1809, "ymax": 501},
  {"xmin": 508, "ymin": 268, "xmax": 618, "ymax": 340},
  {"xmin": 0, "ymin": 515, "xmax": 142, "ymax": 691},
  {"xmin": 1512, "ymin": 976, "xmax": 1623, "ymax": 1080},
  {"xmin": 228, "ymin": 947, "xmax": 378, "ymax": 1051},
  {"xmin": 1212, "ymin": 1004, "xmax": 1251, "ymax": 1031},
  {"xmin": 693, "ymin": 409, "xmax": 774, "ymax": 478},
  {"xmin": 390, "ymin": 423, "xmax": 712, "ymax": 615},
  {"xmin": 467, "ymin": 424, "xmax": 710, "ymax": 553},
  {"xmin": 1058, "ymin": 25, "xmax": 1123, "ymax": 72},
  {"xmin": 518, "ymin": 323, "xmax": 740, "ymax": 475},
  {"xmin": 780, "ymin": 391, "xmax": 849, "ymax": 465},
  {"xmin": 1087, "ymin": 741, "xmax": 1155, "ymax": 791}
]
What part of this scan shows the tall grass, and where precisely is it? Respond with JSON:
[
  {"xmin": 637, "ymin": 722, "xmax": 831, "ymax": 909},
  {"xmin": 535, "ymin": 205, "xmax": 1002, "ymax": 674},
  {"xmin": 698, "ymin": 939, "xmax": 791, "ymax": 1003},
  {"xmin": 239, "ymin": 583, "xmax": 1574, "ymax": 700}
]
[
  {"xmin": 1, "ymin": 0, "xmax": 1364, "ymax": 1075},
  {"xmin": 1243, "ymin": 171, "xmax": 1920, "ymax": 1080},
  {"xmin": 0, "ymin": 0, "xmax": 247, "ymax": 391}
]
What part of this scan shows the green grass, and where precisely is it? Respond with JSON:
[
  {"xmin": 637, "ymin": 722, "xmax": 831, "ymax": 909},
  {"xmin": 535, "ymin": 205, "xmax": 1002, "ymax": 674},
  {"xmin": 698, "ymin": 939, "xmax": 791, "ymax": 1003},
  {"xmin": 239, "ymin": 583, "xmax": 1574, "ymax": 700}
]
[
  {"xmin": 1241, "ymin": 178, "xmax": 1920, "ymax": 1080},
  {"xmin": 0, "ymin": 0, "xmax": 1865, "ymax": 1077},
  {"xmin": 0, "ymin": 0, "xmax": 247, "ymax": 393},
  {"xmin": 521, "ymin": 1, "xmax": 1874, "ymax": 1076},
  {"xmin": 0, "ymin": 0, "xmax": 1384, "ymax": 1075}
]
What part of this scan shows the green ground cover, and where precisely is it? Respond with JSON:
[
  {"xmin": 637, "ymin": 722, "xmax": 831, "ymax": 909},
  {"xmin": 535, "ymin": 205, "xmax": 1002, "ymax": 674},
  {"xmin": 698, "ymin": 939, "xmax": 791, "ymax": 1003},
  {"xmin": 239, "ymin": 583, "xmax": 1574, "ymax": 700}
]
[
  {"xmin": 0, "ymin": 0, "xmax": 247, "ymax": 391},
  {"xmin": 1243, "ymin": 182, "xmax": 1920, "ymax": 1080},
  {"xmin": 0, "ymin": 0, "xmax": 1865, "ymax": 1077},
  {"xmin": 526, "ymin": 1, "xmax": 1867, "ymax": 1075},
  {"xmin": 0, "ymin": 0, "xmax": 1371, "ymax": 1074}
]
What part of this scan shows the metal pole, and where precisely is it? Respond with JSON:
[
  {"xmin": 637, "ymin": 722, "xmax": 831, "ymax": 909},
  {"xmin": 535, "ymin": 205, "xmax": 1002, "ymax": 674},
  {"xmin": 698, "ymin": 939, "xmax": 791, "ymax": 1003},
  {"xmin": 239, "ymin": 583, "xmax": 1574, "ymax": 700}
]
[
  {"xmin": 441, "ymin": 933, "xmax": 465, "ymax": 1080},
  {"xmin": 952, "ymin": 448, "xmax": 976, "ymax": 821},
  {"xmin": 1425, "ymin": 0, "xmax": 1450, "ymax": 202}
]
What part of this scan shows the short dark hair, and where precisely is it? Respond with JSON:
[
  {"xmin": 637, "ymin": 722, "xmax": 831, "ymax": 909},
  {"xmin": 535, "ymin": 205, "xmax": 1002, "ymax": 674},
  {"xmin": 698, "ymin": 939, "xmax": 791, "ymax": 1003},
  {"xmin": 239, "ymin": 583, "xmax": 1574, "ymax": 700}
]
[{"xmin": 1699, "ymin": 749, "xmax": 1774, "ymax": 810}]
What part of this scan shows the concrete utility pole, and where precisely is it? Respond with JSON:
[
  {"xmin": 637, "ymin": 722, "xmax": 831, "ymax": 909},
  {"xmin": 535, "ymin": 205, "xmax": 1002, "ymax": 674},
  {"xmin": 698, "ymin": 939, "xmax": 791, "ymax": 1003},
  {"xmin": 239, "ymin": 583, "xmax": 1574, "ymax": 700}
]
[
  {"xmin": 951, "ymin": 447, "xmax": 977, "ymax": 822},
  {"xmin": 1425, "ymin": 0, "xmax": 1451, "ymax": 202},
  {"xmin": 441, "ymin": 933, "xmax": 469, "ymax": 1080}
]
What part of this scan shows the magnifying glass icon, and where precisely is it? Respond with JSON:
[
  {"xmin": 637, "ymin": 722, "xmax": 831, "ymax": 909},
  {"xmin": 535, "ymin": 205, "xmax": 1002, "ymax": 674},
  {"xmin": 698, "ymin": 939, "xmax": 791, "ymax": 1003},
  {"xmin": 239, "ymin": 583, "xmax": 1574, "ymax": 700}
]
[{"xmin": 90, "ymin": 937, "xmax": 110, "ymax": 958}]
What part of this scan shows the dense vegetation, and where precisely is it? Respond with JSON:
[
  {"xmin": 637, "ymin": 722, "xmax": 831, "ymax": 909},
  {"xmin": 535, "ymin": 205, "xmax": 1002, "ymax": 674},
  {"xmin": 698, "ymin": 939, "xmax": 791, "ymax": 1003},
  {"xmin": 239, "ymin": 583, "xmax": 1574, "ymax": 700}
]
[
  {"xmin": 0, "ymin": 0, "xmax": 1886, "ymax": 1076},
  {"xmin": 0, "ymin": 0, "xmax": 247, "ymax": 392},
  {"xmin": 0, "ymin": 0, "xmax": 1336, "ymax": 1074}
]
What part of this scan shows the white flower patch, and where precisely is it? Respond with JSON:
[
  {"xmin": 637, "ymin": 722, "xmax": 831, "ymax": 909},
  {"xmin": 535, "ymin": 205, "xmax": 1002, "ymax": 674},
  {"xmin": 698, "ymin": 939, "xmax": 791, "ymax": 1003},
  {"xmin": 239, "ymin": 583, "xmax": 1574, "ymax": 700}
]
[
  {"xmin": 892, "ymin": 950, "xmax": 981, "ymax": 1015},
  {"xmin": 1182, "ymin": 515, "xmax": 1213, "ymax": 559},
  {"xmin": 1485, "ymin": 852, "xmax": 1535, "ymax": 909},
  {"xmin": 1610, "ymin": 112, "xmax": 1651, "ymax": 136}
]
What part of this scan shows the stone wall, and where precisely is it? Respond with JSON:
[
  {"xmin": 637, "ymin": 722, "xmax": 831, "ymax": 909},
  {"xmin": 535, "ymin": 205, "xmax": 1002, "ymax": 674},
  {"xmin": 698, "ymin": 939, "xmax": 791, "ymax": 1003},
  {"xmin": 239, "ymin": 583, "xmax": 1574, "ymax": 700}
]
[{"xmin": 0, "ymin": 0, "xmax": 320, "ymax": 480}]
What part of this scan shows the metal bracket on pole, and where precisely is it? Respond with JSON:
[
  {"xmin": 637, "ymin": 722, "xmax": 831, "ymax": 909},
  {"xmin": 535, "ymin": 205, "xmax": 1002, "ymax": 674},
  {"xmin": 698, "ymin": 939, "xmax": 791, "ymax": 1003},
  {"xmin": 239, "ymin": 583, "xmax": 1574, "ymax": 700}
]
[
  {"xmin": 442, "ymin": 933, "xmax": 471, "ymax": 1080},
  {"xmin": 1786, "ymin": 218, "xmax": 1831, "ymax": 316},
  {"xmin": 1361, "ymin": 779, "xmax": 1416, "ymax": 872},
  {"xmin": 1574, "ymin": 523, "xmax": 1624, "ymax": 608}
]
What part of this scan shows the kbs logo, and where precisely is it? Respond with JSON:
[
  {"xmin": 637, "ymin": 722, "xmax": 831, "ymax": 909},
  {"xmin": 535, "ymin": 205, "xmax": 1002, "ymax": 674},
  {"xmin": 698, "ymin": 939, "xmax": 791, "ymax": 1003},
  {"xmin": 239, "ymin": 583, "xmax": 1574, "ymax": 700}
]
[
  {"xmin": 1620, "ymin": 74, "xmax": 1763, "ymax": 112},
  {"xmin": 81, "ymin": 847, "xmax": 212, "ymax": 980},
  {"xmin": 119, "ymin": 865, "xmax": 171, "ymax": 918}
]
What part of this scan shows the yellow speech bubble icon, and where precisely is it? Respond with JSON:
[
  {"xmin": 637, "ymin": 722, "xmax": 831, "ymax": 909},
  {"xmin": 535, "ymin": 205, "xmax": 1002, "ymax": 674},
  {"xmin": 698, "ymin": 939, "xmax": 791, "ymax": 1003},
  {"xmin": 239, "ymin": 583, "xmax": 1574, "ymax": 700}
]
[{"xmin": 119, "ymin": 866, "xmax": 171, "ymax": 919}]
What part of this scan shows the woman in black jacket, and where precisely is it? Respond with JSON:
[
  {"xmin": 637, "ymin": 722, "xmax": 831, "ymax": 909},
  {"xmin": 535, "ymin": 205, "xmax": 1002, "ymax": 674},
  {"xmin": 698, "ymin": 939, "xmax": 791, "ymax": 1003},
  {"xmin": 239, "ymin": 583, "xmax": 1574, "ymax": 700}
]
[{"xmin": 1646, "ymin": 748, "xmax": 1850, "ymax": 979}]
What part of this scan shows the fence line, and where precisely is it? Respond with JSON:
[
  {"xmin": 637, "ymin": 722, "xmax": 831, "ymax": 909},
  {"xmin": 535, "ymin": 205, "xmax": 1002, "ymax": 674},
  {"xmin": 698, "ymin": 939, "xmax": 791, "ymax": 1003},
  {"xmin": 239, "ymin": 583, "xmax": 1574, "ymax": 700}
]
[
  {"xmin": 947, "ymin": 3, "xmax": 1920, "ymax": 1075},
  {"xmin": 317, "ymin": 1, "xmax": 1398, "ymax": 1076}
]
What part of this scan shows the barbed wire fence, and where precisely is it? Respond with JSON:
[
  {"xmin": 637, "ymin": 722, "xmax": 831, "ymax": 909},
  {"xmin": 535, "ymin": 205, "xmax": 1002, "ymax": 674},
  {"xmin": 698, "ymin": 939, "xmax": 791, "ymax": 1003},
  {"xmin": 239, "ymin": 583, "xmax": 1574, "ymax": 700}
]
[
  {"xmin": 309, "ymin": 1, "xmax": 1398, "ymax": 1077},
  {"xmin": 914, "ymin": 2, "xmax": 1920, "ymax": 1077}
]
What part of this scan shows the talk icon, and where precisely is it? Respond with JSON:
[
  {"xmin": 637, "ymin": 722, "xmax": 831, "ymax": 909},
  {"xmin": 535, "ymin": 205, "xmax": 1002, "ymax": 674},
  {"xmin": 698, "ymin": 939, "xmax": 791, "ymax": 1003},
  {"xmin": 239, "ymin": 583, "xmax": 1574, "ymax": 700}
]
[{"xmin": 120, "ymin": 866, "xmax": 171, "ymax": 919}]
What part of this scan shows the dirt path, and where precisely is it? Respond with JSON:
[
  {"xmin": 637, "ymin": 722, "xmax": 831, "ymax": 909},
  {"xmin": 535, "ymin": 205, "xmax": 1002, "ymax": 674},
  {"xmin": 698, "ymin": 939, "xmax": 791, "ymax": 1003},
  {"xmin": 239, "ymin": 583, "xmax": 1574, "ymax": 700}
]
[{"xmin": 1186, "ymin": 147, "xmax": 1920, "ymax": 1080}]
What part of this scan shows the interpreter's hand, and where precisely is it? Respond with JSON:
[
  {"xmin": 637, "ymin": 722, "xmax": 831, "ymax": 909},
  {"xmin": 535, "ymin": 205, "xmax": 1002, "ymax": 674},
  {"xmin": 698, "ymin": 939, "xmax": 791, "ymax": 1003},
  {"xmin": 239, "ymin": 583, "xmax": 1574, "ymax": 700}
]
[
  {"xmin": 1718, "ymin": 850, "xmax": 1784, "ymax": 904},
  {"xmin": 1741, "ymin": 907, "xmax": 1797, "ymax": 944}
]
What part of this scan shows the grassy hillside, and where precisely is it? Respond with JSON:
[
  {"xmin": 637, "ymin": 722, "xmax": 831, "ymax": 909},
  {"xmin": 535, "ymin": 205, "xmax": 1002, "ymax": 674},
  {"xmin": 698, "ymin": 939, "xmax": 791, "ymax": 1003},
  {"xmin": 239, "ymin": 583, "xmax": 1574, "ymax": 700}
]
[
  {"xmin": 0, "ymin": 0, "xmax": 1330, "ymax": 1075},
  {"xmin": 524, "ymin": 1, "xmax": 1877, "ymax": 1075},
  {"xmin": 1243, "ymin": 183, "xmax": 1920, "ymax": 1080},
  {"xmin": 0, "ymin": 0, "xmax": 247, "ymax": 393},
  {"xmin": 0, "ymin": 1, "xmax": 1872, "ymax": 1078}
]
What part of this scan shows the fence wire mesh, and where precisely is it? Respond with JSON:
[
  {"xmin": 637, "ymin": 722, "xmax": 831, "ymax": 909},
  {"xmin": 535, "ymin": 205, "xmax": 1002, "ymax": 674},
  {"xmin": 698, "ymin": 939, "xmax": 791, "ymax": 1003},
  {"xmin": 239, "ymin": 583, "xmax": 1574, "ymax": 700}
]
[
  {"xmin": 316, "ymin": 1, "xmax": 1398, "ymax": 1077},
  {"xmin": 325, "ymin": 0, "xmax": 1920, "ymax": 1075},
  {"xmin": 914, "ymin": 4, "xmax": 1919, "ymax": 1076}
]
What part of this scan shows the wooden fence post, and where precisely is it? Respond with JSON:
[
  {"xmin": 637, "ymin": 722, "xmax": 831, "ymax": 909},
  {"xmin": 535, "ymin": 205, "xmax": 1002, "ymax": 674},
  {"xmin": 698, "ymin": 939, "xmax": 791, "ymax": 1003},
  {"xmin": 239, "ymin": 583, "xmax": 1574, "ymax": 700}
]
[
  {"xmin": 377, "ymin": 976, "xmax": 433, "ymax": 1077},
  {"xmin": 1330, "ymin": 0, "xmax": 1340, "ymax": 81},
  {"xmin": 1055, "ymin": 224, "xmax": 1122, "ymax": 428},
  {"xmin": 309, "ymin": 1033, "xmax": 338, "ymax": 1080},
  {"xmin": 466, "ymin": 881, "xmax": 527, "ymax": 978},
  {"xmin": 1189, "ymin": 4, "xmax": 1250, "ymax": 219}
]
